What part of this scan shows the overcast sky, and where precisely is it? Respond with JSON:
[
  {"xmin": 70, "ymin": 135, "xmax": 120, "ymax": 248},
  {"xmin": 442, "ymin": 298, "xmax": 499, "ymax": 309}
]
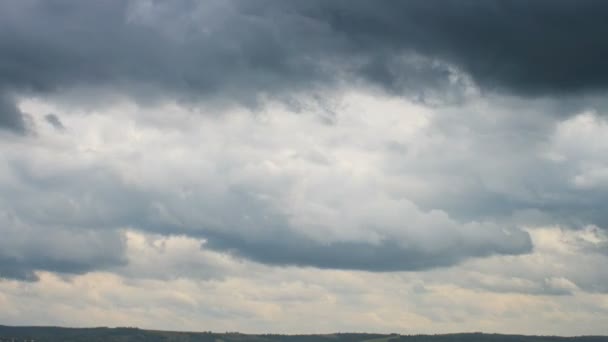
[{"xmin": 1, "ymin": 0, "xmax": 608, "ymax": 335}]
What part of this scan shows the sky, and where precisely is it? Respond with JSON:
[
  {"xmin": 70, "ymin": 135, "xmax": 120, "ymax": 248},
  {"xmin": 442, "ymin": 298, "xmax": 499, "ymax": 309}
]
[{"xmin": 1, "ymin": 0, "xmax": 608, "ymax": 335}]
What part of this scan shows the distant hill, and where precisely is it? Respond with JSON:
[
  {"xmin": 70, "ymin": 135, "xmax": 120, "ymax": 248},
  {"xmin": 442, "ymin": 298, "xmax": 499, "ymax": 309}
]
[{"xmin": 0, "ymin": 325, "xmax": 606, "ymax": 342}]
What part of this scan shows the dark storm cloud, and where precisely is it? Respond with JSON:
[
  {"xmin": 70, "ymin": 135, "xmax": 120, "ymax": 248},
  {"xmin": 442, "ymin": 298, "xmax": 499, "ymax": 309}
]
[
  {"xmin": 2, "ymin": 0, "xmax": 607, "ymax": 118},
  {"xmin": 306, "ymin": 0, "xmax": 608, "ymax": 96},
  {"xmin": 0, "ymin": 0, "xmax": 334, "ymax": 105}
]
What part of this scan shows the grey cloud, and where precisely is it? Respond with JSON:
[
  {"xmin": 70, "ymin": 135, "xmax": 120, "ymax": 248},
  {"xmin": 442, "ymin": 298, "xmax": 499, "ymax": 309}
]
[
  {"xmin": 308, "ymin": 0, "xmax": 608, "ymax": 96},
  {"xmin": 0, "ymin": 163, "xmax": 133, "ymax": 281},
  {"xmin": 203, "ymin": 229, "xmax": 531, "ymax": 272},
  {"xmin": 0, "ymin": 93, "xmax": 27, "ymax": 134},
  {"xmin": 44, "ymin": 113, "xmax": 65, "ymax": 130},
  {"xmin": 0, "ymin": 213, "xmax": 128, "ymax": 281},
  {"xmin": 0, "ymin": 0, "xmax": 333, "ymax": 107},
  {"xmin": 3, "ymin": 0, "xmax": 606, "ymax": 117}
]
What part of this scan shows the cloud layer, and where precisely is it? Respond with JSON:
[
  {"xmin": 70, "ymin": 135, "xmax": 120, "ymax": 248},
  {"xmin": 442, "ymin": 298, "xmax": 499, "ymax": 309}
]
[
  {"xmin": 1, "ymin": 0, "xmax": 608, "ymax": 334},
  {"xmin": 3, "ymin": 0, "xmax": 608, "ymax": 132}
]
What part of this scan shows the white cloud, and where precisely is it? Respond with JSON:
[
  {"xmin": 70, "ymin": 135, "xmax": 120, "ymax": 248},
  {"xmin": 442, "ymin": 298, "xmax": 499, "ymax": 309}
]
[{"xmin": 1, "ymin": 87, "xmax": 608, "ymax": 333}]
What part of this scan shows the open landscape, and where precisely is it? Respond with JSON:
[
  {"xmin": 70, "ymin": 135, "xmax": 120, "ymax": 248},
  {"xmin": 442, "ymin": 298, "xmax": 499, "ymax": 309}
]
[{"xmin": 0, "ymin": 326, "xmax": 606, "ymax": 342}]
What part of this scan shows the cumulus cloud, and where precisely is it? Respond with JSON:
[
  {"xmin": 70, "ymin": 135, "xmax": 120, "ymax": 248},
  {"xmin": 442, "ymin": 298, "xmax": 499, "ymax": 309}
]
[
  {"xmin": 3, "ymin": 86, "xmax": 608, "ymax": 280},
  {"xmin": 0, "ymin": 94, "xmax": 536, "ymax": 278},
  {"xmin": 2, "ymin": 87, "xmax": 607, "ymax": 289},
  {"xmin": 1, "ymin": 0, "xmax": 608, "ymax": 334}
]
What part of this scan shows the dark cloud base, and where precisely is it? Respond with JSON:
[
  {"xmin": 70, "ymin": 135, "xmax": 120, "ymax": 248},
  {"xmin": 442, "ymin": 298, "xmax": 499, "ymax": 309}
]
[
  {"xmin": 2, "ymin": 0, "xmax": 608, "ymax": 131},
  {"xmin": 204, "ymin": 231, "xmax": 532, "ymax": 272}
]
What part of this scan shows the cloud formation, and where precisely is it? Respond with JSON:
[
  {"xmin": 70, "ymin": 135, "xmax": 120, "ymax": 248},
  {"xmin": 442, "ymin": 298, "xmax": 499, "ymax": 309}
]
[
  {"xmin": 2, "ymin": 86, "xmax": 608, "ymax": 280},
  {"xmin": 1, "ymin": 94, "xmax": 536, "ymax": 277},
  {"xmin": 1, "ymin": 0, "xmax": 608, "ymax": 334},
  {"xmin": 3, "ymin": 0, "xmax": 608, "ymax": 124}
]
